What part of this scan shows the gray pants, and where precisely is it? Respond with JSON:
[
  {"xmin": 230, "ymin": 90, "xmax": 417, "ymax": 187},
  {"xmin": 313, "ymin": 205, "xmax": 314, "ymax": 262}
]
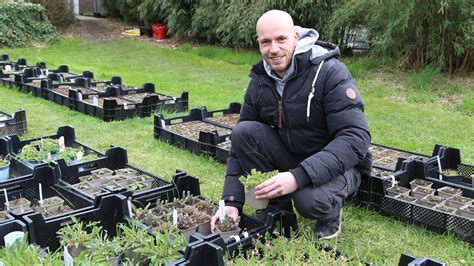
[{"xmin": 231, "ymin": 121, "xmax": 361, "ymax": 221}]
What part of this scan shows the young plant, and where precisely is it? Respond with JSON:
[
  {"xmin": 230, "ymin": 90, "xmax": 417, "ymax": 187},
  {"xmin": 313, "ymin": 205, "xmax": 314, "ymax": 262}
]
[
  {"xmin": 239, "ymin": 169, "xmax": 278, "ymax": 191},
  {"xmin": 17, "ymin": 144, "xmax": 42, "ymax": 162},
  {"xmin": 88, "ymin": 233, "xmax": 124, "ymax": 262},
  {"xmin": 135, "ymin": 225, "xmax": 186, "ymax": 265},
  {"xmin": 441, "ymin": 169, "xmax": 460, "ymax": 176},
  {"xmin": 0, "ymin": 155, "xmax": 10, "ymax": 167},
  {"xmin": 217, "ymin": 215, "xmax": 240, "ymax": 232},
  {"xmin": 57, "ymin": 216, "xmax": 101, "ymax": 251}
]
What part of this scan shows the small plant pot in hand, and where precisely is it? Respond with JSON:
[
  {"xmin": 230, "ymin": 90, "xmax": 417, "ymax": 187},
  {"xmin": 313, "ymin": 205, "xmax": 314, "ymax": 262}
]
[
  {"xmin": 409, "ymin": 178, "xmax": 433, "ymax": 190},
  {"xmin": 216, "ymin": 226, "xmax": 241, "ymax": 242},
  {"xmin": 245, "ymin": 186, "xmax": 268, "ymax": 210},
  {"xmin": 410, "ymin": 186, "xmax": 435, "ymax": 200},
  {"xmin": 386, "ymin": 185, "xmax": 411, "ymax": 197},
  {"xmin": 436, "ymin": 186, "xmax": 462, "ymax": 199}
]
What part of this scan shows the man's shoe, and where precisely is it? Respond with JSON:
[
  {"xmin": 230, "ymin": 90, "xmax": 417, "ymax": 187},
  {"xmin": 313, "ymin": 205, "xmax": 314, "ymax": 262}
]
[{"xmin": 314, "ymin": 211, "xmax": 342, "ymax": 240}]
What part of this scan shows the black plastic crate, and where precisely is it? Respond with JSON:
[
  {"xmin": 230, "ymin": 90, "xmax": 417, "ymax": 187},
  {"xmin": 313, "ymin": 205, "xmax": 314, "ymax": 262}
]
[
  {"xmin": 203, "ymin": 102, "xmax": 241, "ymax": 129},
  {"xmin": 0, "ymin": 125, "xmax": 105, "ymax": 171},
  {"xmin": 23, "ymin": 193, "xmax": 129, "ymax": 251},
  {"xmin": 352, "ymin": 166, "xmax": 392, "ymax": 210},
  {"xmin": 379, "ymin": 159, "xmax": 473, "ymax": 245},
  {"xmin": 0, "ymin": 219, "xmax": 27, "ymax": 247},
  {"xmin": 0, "ymin": 109, "xmax": 27, "ymax": 138},
  {"xmin": 398, "ymin": 253, "xmax": 446, "ymax": 266},
  {"xmin": 53, "ymin": 146, "xmax": 172, "ymax": 200},
  {"xmin": 422, "ymin": 145, "xmax": 474, "ymax": 195},
  {"xmin": 369, "ymin": 143, "xmax": 428, "ymax": 171},
  {"xmin": 154, "ymin": 107, "xmax": 232, "ymax": 156},
  {"xmin": 0, "ymin": 164, "xmax": 95, "ymax": 220}
]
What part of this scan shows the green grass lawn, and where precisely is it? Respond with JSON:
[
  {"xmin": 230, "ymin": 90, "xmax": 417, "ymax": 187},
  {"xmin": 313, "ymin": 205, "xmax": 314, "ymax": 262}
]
[{"xmin": 1, "ymin": 38, "xmax": 473, "ymax": 264}]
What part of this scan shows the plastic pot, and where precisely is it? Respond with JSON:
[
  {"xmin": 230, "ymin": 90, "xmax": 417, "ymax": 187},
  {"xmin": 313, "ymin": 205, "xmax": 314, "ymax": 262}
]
[
  {"xmin": 0, "ymin": 160, "xmax": 10, "ymax": 181},
  {"xmin": 245, "ymin": 186, "xmax": 268, "ymax": 210}
]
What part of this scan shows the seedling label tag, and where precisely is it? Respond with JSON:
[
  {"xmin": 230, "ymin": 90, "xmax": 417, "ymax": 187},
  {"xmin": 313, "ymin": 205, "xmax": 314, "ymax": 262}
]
[
  {"xmin": 58, "ymin": 136, "xmax": 66, "ymax": 152},
  {"xmin": 219, "ymin": 200, "xmax": 225, "ymax": 222},
  {"xmin": 63, "ymin": 246, "xmax": 73, "ymax": 266},
  {"xmin": 76, "ymin": 151, "xmax": 83, "ymax": 161},
  {"xmin": 127, "ymin": 200, "xmax": 133, "ymax": 217},
  {"xmin": 173, "ymin": 209, "xmax": 178, "ymax": 225},
  {"xmin": 92, "ymin": 96, "xmax": 99, "ymax": 106}
]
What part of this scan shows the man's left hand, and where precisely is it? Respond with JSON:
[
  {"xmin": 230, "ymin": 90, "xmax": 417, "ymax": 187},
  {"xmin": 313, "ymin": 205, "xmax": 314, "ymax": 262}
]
[{"xmin": 254, "ymin": 171, "xmax": 298, "ymax": 199}]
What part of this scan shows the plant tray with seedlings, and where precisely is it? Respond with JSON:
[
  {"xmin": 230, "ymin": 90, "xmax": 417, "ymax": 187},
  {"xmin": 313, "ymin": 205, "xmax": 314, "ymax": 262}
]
[
  {"xmin": 0, "ymin": 164, "xmax": 95, "ymax": 221},
  {"xmin": 379, "ymin": 159, "xmax": 474, "ymax": 245},
  {"xmin": 92, "ymin": 78, "xmax": 189, "ymax": 113},
  {"xmin": 76, "ymin": 93, "xmax": 154, "ymax": 122},
  {"xmin": 202, "ymin": 102, "xmax": 241, "ymax": 129},
  {"xmin": 0, "ymin": 109, "xmax": 27, "ymax": 138},
  {"xmin": 154, "ymin": 107, "xmax": 232, "ymax": 155},
  {"xmin": 23, "ymin": 193, "xmax": 129, "ymax": 251},
  {"xmin": 420, "ymin": 145, "xmax": 474, "ymax": 197},
  {"xmin": 1, "ymin": 126, "xmax": 103, "ymax": 171},
  {"xmin": 54, "ymin": 146, "xmax": 171, "ymax": 200},
  {"xmin": 369, "ymin": 143, "xmax": 428, "ymax": 171}
]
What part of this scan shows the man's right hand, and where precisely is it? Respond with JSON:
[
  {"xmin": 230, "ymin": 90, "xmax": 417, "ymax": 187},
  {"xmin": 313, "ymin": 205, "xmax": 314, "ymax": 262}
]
[{"xmin": 210, "ymin": 206, "xmax": 239, "ymax": 233}]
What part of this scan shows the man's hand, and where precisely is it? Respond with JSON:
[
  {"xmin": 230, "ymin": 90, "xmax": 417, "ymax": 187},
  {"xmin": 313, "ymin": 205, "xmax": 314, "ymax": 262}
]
[
  {"xmin": 254, "ymin": 171, "xmax": 298, "ymax": 199},
  {"xmin": 210, "ymin": 206, "xmax": 239, "ymax": 233}
]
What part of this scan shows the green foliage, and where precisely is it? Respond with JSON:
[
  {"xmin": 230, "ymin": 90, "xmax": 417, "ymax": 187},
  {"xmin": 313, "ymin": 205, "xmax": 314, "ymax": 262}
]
[
  {"xmin": 57, "ymin": 216, "xmax": 102, "ymax": 249},
  {"xmin": 239, "ymin": 169, "xmax": 278, "ymax": 190},
  {"xmin": 0, "ymin": 238, "xmax": 62, "ymax": 264},
  {"xmin": 102, "ymin": 0, "xmax": 142, "ymax": 24},
  {"xmin": 30, "ymin": 0, "xmax": 74, "ymax": 28},
  {"xmin": 0, "ymin": 3, "xmax": 58, "ymax": 47},
  {"xmin": 103, "ymin": 0, "xmax": 342, "ymax": 47},
  {"xmin": 328, "ymin": 0, "xmax": 473, "ymax": 73},
  {"xmin": 409, "ymin": 65, "xmax": 438, "ymax": 90},
  {"xmin": 216, "ymin": 214, "xmax": 240, "ymax": 232}
]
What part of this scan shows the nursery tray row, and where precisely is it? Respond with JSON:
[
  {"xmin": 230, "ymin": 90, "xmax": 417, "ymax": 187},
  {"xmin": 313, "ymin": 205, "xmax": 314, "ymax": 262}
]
[
  {"xmin": 0, "ymin": 109, "xmax": 27, "ymax": 138},
  {"xmin": 0, "ymin": 58, "xmax": 189, "ymax": 121}
]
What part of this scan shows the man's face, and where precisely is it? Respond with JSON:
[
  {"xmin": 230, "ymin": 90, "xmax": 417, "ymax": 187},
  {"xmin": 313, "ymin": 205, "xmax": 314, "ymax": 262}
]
[{"xmin": 257, "ymin": 22, "xmax": 298, "ymax": 78}]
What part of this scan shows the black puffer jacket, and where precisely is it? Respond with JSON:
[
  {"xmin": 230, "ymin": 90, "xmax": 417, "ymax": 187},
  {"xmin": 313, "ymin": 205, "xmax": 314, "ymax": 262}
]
[{"xmin": 222, "ymin": 41, "xmax": 372, "ymax": 208}]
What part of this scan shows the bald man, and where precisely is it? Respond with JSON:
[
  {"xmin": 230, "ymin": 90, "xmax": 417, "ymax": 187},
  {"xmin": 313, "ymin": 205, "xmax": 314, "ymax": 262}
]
[{"xmin": 211, "ymin": 10, "xmax": 371, "ymax": 240}]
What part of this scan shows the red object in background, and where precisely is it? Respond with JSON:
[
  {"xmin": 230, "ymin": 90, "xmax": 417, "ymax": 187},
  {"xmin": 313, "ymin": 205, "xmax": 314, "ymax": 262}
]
[{"xmin": 152, "ymin": 23, "xmax": 167, "ymax": 39}]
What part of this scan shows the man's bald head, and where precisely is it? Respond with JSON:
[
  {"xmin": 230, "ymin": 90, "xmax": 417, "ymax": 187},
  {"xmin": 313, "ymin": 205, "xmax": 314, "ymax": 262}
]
[
  {"xmin": 255, "ymin": 10, "xmax": 298, "ymax": 78},
  {"xmin": 256, "ymin": 10, "xmax": 295, "ymax": 35}
]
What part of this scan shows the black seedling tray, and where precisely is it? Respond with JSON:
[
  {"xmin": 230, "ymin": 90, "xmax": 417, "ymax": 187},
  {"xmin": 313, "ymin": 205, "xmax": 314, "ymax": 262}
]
[
  {"xmin": 23, "ymin": 193, "xmax": 129, "ymax": 251},
  {"xmin": 379, "ymin": 158, "xmax": 473, "ymax": 245},
  {"xmin": 154, "ymin": 107, "xmax": 232, "ymax": 156},
  {"xmin": 202, "ymin": 102, "xmax": 241, "ymax": 129},
  {"xmin": 369, "ymin": 143, "xmax": 429, "ymax": 171},
  {"xmin": 53, "ymin": 146, "xmax": 172, "ymax": 200},
  {"xmin": 0, "ymin": 109, "xmax": 27, "ymax": 138},
  {"xmin": 0, "ymin": 164, "xmax": 95, "ymax": 221},
  {"xmin": 0, "ymin": 125, "xmax": 105, "ymax": 171}
]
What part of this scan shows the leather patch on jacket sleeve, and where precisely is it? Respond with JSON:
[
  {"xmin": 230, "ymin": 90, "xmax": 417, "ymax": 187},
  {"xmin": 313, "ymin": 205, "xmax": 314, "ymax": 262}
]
[{"xmin": 345, "ymin": 88, "xmax": 357, "ymax": 99}]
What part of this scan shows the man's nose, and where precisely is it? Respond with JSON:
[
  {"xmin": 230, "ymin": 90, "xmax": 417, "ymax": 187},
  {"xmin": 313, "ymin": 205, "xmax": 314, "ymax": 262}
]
[{"xmin": 269, "ymin": 41, "xmax": 280, "ymax": 53}]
